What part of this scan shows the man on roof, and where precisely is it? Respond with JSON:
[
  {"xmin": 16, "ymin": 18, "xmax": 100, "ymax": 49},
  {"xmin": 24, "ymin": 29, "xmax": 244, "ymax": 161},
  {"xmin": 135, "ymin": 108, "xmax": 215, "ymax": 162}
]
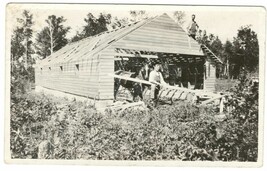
[
  {"xmin": 187, "ymin": 14, "xmax": 199, "ymax": 40},
  {"xmin": 149, "ymin": 63, "xmax": 167, "ymax": 107}
]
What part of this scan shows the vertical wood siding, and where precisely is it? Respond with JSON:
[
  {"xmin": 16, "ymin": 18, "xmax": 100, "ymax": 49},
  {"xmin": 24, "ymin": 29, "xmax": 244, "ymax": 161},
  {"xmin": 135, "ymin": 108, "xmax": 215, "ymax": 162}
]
[
  {"xmin": 204, "ymin": 61, "xmax": 216, "ymax": 91},
  {"xmin": 98, "ymin": 47, "xmax": 115, "ymax": 100}
]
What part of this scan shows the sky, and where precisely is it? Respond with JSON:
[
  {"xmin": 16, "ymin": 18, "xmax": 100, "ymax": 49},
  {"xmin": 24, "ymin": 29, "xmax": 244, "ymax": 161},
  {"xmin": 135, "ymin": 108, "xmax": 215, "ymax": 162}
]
[{"xmin": 6, "ymin": 4, "xmax": 265, "ymax": 44}]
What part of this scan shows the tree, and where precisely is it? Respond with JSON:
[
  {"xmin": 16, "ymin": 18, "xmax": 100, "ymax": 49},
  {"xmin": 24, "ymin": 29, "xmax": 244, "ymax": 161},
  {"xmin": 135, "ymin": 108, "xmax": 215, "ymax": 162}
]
[
  {"xmin": 222, "ymin": 40, "xmax": 234, "ymax": 78},
  {"xmin": 129, "ymin": 10, "xmax": 148, "ymax": 22},
  {"xmin": 70, "ymin": 31, "xmax": 84, "ymax": 43},
  {"xmin": 232, "ymin": 25, "xmax": 259, "ymax": 74},
  {"xmin": 210, "ymin": 36, "xmax": 224, "ymax": 78},
  {"xmin": 35, "ymin": 15, "xmax": 70, "ymax": 59},
  {"xmin": 196, "ymin": 30, "xmax": 225, "ymax": 78},
  {"xmin": 70, "ymin": 13, "xmax": 111, "ymax": 42},
  {"xmin": 11, "ymin": 10, "xmax": 34, "ymax": 68},
  {"xmin": 11, "ymin": 27, "xmax": 25, "ymax": 64},
  {"xmin": 97, "ymin": 13, "xmax": 111, "ymax": 33},
  {"xmin": 196, "ymin": 30, "xmax": 210, "ymax": 46},
  {"xmin": 210, "ymin": 36, "xmax": 223, "ymax": 56},
  {"xmin": 109, "ymin": 17, "xmax": 130, "ymax": 30},
  {"xmin": 111, "ymin": 10, "xmax": 150, "ymax": 30},
  {"xmin": 173, "ymin": 11, "xmax": 186, "ymax": 26},
  {"xmin": 196, "ymin": 30, "xmax": 224, "ymax": 58}
]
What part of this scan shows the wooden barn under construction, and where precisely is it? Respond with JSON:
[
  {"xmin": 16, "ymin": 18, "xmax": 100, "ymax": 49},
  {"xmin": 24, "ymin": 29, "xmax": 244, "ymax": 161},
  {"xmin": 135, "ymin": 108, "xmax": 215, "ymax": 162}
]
[{"xmin": 35, "ymin": 13, "xmax": 222, "ymax": 105}]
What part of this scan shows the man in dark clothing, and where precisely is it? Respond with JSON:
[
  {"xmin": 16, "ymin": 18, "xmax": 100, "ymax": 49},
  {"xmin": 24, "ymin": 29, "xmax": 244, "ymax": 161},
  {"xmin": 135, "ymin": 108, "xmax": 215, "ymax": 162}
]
[
  {"xmin": 137, "ymin": 63, "xmax": 150, "ymax": 81},
  {"xmin": 187, "ymin": 14, "xmax": 199, "ymax": 40}
]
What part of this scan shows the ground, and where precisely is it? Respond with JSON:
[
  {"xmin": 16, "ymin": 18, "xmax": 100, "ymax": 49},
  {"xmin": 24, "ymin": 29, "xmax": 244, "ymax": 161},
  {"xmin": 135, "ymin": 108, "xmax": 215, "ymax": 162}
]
[{"xmin": 215, "ymin": 79, "xmax": 237, "ymax": 92}]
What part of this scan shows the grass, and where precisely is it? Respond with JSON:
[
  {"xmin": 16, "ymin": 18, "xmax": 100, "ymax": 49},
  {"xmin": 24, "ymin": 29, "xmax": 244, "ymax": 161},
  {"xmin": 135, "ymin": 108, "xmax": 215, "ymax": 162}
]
[{"xmin": 215, "ymin": 79, "xmax": 237, "ymax": 92}]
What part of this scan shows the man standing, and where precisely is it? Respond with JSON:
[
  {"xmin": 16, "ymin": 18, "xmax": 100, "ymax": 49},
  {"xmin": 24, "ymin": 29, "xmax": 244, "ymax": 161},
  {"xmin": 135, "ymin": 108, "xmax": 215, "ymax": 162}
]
[
  {"xmin": 187, "ymin": 14, "xmax": 199, "ymax": 40},
  {"xmin": 137, "ymin": 63, "xmax": 150, "ymax": 81},
  {"xmin": 149, "ymin": 63, "xmax": 167, "ymax": 107}
]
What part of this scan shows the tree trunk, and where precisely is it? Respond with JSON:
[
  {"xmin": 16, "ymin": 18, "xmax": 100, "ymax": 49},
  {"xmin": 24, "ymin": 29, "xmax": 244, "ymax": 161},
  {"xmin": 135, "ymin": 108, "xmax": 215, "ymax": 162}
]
[
  {"xmin": 50, "ymin": 25, "xmax": 53, "ymax": 55},
  {"xmin": 227, "ymin": 57, "xmax": 230, "ymax": 79},
  {"xmin": 11, "ymin": 54, "xmax": 13, "ymax": 73},
  {"xmin": 48, "ymin": 20, "xmax": 54, "ymax": 55},
  {"xmin": 25, "ymin": 37, "xmax": 28, "ymax": 68}
]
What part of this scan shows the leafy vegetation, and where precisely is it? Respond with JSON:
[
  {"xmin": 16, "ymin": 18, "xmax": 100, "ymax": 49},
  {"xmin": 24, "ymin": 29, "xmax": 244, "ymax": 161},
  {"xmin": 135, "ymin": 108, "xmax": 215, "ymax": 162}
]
[
  {"xmin": 10, "ymin": 72, "xmax": 258, "ymax": 161},
  {"xmin": 70, "ymin": 13, "xmax": 112, "ymax": 42},
  {"xmin": 11, "ymin": 10, "xmax": 35, "ymax": 68},
  {"xmin": 35, "ymin": 15, "xmax": 70, "ymax": 59},
  {"xmin": 215, "ymin": 79, "xmax": 237, "ymax": 92},
  {"xmin": 196, "ymin": 25, "xmax": 259, "ymax": 79}
]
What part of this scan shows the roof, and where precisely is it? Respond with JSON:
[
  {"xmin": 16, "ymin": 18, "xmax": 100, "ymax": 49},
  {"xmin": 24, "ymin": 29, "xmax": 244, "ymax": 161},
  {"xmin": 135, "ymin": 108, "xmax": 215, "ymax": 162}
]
[{"xmin": 37, "ymin": 13, "xmax": 222, "ymax": 67}]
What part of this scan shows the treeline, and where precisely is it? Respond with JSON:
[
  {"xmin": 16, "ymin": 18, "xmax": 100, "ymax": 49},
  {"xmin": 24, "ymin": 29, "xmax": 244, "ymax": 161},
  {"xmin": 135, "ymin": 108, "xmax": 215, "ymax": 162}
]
[{"xmin": 196, "ymin": 27, "xmax": 259, "ymax": 78}]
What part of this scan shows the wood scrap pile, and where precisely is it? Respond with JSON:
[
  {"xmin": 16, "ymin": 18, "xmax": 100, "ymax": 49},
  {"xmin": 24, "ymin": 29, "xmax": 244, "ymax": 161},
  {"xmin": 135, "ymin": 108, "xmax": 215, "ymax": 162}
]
[
  {"xmin": 143, "ymin": 87, "xmax": 198, "ymax": 104},
  {"xmin": 105, "ymin": 101, "xmax": 147, "ymax": 115},
  {"xmin": 108, "ymin": 73, "xmax": 226, "ymax": 113},
  {"xmin": 115, "ymin": 86, "xmax": 133, "ymax": 101}
]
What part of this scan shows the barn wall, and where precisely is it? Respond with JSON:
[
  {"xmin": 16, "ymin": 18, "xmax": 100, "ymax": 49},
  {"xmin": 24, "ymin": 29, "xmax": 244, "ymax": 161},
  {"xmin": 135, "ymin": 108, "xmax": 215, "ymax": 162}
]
[
  {"xmin": 204, "ymin": 60, "xmax": 216, "ymax": 91},
  {"xmin": 35, "ymin": 54, "xmax": 100, "ymax": 99},
  {"xmin": 98, "ymin": 47, "xmax": 115, "ymax": 100}
]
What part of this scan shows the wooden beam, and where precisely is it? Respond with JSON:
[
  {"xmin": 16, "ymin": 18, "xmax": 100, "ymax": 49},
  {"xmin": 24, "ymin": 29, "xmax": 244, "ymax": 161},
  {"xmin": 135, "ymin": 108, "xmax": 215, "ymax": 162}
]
[
  {"xmin": 113, "ymin": 53, "xmax": 158, "ymax": 59},
  {"xmin": 108, "ymin": 74, "xmax": 153, "ymax": 85},
  {"xmin": 200, "ymin": 95, "xmax": 225, "ymax": 105},
  {"xmin": 201, "ymin": 44, "xmax": 223, "ymax": 64},
  {"xmin": 108, "ymin": 73, "xmax": 202, "ymax": 94},
  {"xmin": 114, "ymin": 58, "xmax": 129, "ymax": 61}
]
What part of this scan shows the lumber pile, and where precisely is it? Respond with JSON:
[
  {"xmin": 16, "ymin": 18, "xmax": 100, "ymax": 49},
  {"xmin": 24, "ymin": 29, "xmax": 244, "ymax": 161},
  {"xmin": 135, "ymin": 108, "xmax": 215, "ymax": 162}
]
[
  {"xmin": 108, "ymin": 73, "xmax": 226, "ymax": 113},
  {"xmin": 105, "ymin": 101, "xmax": 147, "ymax": 115},
  {"xmin": 143, "ymin": 87, "xmax": 198, "ymax": 104}
]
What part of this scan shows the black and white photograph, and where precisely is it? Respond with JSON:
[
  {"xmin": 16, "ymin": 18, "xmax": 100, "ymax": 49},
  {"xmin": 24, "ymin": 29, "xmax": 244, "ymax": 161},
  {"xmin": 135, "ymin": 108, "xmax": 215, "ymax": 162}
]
[{"xmin": 4, "ymin": 2, "xmax": 265, "ymax": 167}]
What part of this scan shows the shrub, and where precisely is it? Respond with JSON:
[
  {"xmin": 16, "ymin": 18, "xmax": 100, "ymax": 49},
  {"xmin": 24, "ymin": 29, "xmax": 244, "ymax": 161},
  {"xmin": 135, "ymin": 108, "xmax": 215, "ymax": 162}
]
[
  {"xmin": 217, "ymin": 70, "xmax": 259, "ymax": 161},
  {"xmin": 10, "ymin": 71, "xmax": 258, "ymax": 161}
]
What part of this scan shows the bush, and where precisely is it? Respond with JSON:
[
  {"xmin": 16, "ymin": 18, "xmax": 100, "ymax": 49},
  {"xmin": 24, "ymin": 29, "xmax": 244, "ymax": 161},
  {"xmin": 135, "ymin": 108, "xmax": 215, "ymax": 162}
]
[
  {"xmin": 10, "ymin": 93, "xmax": 220, "ymax": 160},
  {"xmin": 218, "ymin": 70, "xmax": 259, "ymax": 161},
  {"xmin": 11, "ymin": 63, "xmax": 34, "ymax": 95},
  {"xmin": 10, "ymin": 70, "xmax": 258, "ymax": 161}
]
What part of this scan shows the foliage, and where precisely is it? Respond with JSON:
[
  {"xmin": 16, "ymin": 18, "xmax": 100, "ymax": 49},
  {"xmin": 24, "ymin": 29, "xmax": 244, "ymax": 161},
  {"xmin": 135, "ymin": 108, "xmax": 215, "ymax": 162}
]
[
  {"xmin": 221, "ymin": 40, "xmax": 234, "ymax": 78},
  {"xmin": 221, "ymin": 70, "xmax": 259, "ymax": 161},
  {"xmin": 129, "ymin": 10, "xmax": 148, "ymax": 21},
  {"xmin": 215, "ymin": 79, "xmax": 237, "ymax": 92},
  {"xmin": 10, "ymin": 10, "xmax": 35, "ymax": 97},
  {"xmin": 35, "ymin": 15, "xmax": 70, "ymax": 59},
  {"xmin": 173, "ymin": 11, "xmax": 186, "ymax": 26},
  {"xmin": 231, "ymin": 26, "xmax": 259, "ymax": 76},
  {"xmin": 70, "ymin": 13, "xmax": 111, "ymax": 42},
  {"xmin": 10, "ymin": 82, "xmax": 259, "ymax": 161},
  {"xmin": 11, "ymin": 10, "xmax": 35, "ymax": 68},
  {"xmin": 196, "ymin": 25, "xmax": 259, "ymax": 79},
  {"xmin": 11, "ymin": 62, "xmax": 35, "ymax": 97},
  {"xmin": 11, "ymin": 27, "xmax": 25, "ymax": 62},
  {"xmin": 110, "ymin": 17, "xmax": 130, "ymax": 30},
  {"xmin": 197, "ymin": 30, "xmax": 223, "ymax": 57}
]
